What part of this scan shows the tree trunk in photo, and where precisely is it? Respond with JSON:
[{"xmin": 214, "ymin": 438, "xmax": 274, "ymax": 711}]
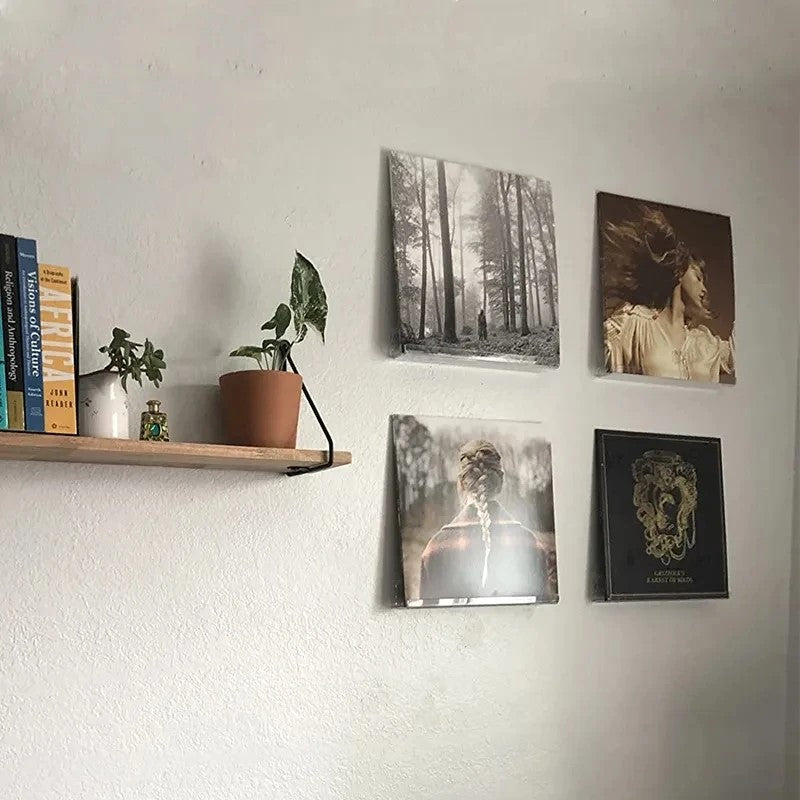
[
  {"xmin": 514, "ymin": 175, "xmax": 530, "ymax": 335},
  {"xmin": 436, "ymin": 159, "xmax": 458, "ymax": 344},
  {"xmin": 528, "ymin": 183, "xmax": 556, "ymax": 326},
  {"xmin": 446, "ymin": 171, "xmax": 462, "ymax": 250},
  {"xmin": 500, "ymin": 238, "xmax": 510, "ymax": 329},
  {"xmin": 499, "ymin": 174, "xmax": 516, "ymax": 331},
  {"xmin": 525, "ymin": 246, "xmax": 536, "ymax": 326},
  {"xmin": 541, "ymin": 188, "xmax": 558, "ymax": 324},
  {"xmin": 417, "ymin": 158, "xmax": 428, "ymax": 339},
  {"xmin": 545, "ymin": 250, "xmax": 556, "ymax": 325},
  {"xmin": 482, "ymin": 260, "xmax": 488, "ymax": 313},
  {"xmin": 524, "ymin": 213, "xmax": 543, "ymax": 327},
  {"xmin": 459, "ymin": 204, "xmax": 467, "ymax": 334},
  {"xmin": 426, "ymin": 233, "xmax": 443, "ymax": 334},
  {"xmin": 494, "ymin": 176, "xmax": 509, "ymax": 329}
]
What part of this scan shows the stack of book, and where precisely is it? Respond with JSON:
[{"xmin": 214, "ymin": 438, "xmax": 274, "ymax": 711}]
[{"xmin": 0, "ymin": 234, "xmax": 78, "ymax": 435}]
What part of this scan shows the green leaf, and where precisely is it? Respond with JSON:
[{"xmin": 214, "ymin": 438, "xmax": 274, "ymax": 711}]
[
  {"xmin": 274, "ymin": 303, "xmax": 291, "ymax": 339},
  {"xmin": 101, "ymin": 328, "xmax": 167, "ymax": 390},
  {"xmin": 261, "ymin": 303, "xmax": 292, "ymax": 339},
  {"xmin": 229, "ymin": 346, "xmax": 265, "ymax": 367},
  {"xmin": 290, "ymin": 251, "xmax": 328, "ymax": 342}
]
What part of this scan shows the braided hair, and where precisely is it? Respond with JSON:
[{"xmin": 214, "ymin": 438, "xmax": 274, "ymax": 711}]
[{"xmin": 457, "ymin": 440, "xmax": 504, "ymax": 589}]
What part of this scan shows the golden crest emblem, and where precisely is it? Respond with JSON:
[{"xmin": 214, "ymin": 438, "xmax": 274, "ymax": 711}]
[{"xmin": 632, "ymin": 451, "xmax": 698, "ymax": 565}]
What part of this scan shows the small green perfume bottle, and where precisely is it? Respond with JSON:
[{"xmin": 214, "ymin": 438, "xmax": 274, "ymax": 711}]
[{"xmin": 140, "ymin": 399, "xmax": 169, "ymax": 442}]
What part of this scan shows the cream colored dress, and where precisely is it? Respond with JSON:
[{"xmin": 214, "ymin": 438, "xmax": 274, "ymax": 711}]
[{"xmin": 605, "ymin": 303, "xmax": 734, "ymax": 382}]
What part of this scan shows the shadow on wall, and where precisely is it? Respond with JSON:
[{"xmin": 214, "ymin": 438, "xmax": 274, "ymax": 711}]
[
  {"xmin": 158, "ymin": 383, "xmax": 224, "ymax": 444},
  {"xmin": 586, "ymin": 445, "xmax": 606, "ymax": 601},
  {"xmin": 186, "ymin": 231, "xmax": 243, "ymax": 357},
  {"xmin": 152, "ymin": 232, "xmax": 251, "ymax": 445},
  {"xmin": 374, "ymin": 149, "xmax": 401, "ymax": 359},
  {"xmin": 587, "ymin": 200, "xmax": 604, "ymax": 375},
  {"xmin": 375, "ymin": 418, "xmax": 405, "ymax": 609}
]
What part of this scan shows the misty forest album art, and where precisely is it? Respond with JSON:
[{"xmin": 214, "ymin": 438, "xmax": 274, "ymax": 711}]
[
  {"xmin": 392, "ymin": 414, "xmax": 558, "ymax": 607},
  {"xmin": 388, "ymin": 151, "xmax": 560, "ymax": 370},
  {"xmin": 596, "ymin": 429, "xmax": 728, "ymax": 601}
]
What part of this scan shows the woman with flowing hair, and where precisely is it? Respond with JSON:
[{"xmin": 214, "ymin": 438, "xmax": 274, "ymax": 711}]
[
  {"xmin": 418, "ymin": 439, "xmax": 557, "ymax": 603},
  {"xmin": 602, "ymin": 205, "xmax": 734, "ymax": 382}
]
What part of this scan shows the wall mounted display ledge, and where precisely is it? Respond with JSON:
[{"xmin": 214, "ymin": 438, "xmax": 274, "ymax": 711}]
[{"xmin": 0, "ymin": 433, "xmax": 351, "ymax": 475}]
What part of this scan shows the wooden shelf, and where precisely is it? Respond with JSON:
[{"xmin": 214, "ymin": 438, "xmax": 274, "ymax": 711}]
[{"xmin": 0, "ymin": 432, "xmax": 351, "ymax": 474}]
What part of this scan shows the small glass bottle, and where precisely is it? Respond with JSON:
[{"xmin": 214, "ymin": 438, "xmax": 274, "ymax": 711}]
[{"xmin": 139, "ymin": 399, "xmax": 169, "ymax": 442}]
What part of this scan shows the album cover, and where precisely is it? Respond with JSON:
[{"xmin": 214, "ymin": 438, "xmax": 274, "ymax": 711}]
[
  {"xmin": 596, "ymin": 429, "xmax": 728, "ymax": 601},
  {"xmin": 392, "ymin": 414, "xmax": 558, "ymax": 607},
  {"xmin": 597, "ymin": 192, "xmax": 735, "ymax": 384},
  {"xmin": 388, "ymin": 150, "xmax": 560, "ymax": 370}
]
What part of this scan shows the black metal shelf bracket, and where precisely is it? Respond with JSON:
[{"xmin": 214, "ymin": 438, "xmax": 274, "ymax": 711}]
[{"xmin": 285, "ymin": 354, "xmax": 335, "ymax": 476}]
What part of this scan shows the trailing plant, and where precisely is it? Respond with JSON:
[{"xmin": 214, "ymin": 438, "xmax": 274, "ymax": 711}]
[
  {"xmin": 98, "ymin": 327, "xmax": 167, "ymax": 391},
  {"xmin": 230, "ymin": 251, "xmax": 327, "ymax": 370}
]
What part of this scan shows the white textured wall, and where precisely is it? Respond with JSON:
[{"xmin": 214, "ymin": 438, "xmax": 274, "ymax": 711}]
[{"xmin": 1, "ymin": 3, "xmax": 799, "ymax": 799}]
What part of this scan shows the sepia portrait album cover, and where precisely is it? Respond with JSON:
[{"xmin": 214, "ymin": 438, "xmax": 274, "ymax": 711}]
[
  {"xmin": 597, "ymin": 192, "xmax": 735, "ymax": 385},
  {"xmin": 595, "ymin": 429, "xmax": 728, "ymax": 601},
  {"xmin": 392, "ymin": 414, "xmax": 558, "ymax": 608},
  {"xmin": 388, "ymin": 150, "xmax": 560, "ymax": 372}
]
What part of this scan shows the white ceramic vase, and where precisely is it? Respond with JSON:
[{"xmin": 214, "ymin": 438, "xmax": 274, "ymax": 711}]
[{"xmin": 78, "ymin": 371, "xmax": 130, "ymax": 439}]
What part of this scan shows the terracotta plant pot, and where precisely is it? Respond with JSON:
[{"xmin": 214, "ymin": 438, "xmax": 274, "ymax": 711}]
[{"xmin": 219, "ymin": 369, "xmax": 303, "ymax": 448}]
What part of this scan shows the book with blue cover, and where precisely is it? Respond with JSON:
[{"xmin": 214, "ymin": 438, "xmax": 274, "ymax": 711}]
[{"xmin": 17, "ymin": 237, "xmax": 44, "ymax": 431}]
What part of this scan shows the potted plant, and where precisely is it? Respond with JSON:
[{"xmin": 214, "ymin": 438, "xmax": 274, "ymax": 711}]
[
  {"xmin": 79, "ymin": 328, "xmax": 166, "ymax": 439},
  {"xmin": 221, "ymin": 251, "xmax": 327, "ymax": 448}
]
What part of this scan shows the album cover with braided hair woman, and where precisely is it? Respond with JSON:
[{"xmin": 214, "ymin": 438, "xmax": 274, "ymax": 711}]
[
  {"xmin": 392, "ymin": 415, "xmax": 558, "ymax": 607},
  {"xmin": 597, "ymin": 192, "xmax": 735, "ymax": 384}
]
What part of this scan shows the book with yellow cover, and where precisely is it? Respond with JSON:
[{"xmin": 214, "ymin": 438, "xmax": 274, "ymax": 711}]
[{"xmin": 38, "ymin": 264, "xmax": 76, "ymax": 434}]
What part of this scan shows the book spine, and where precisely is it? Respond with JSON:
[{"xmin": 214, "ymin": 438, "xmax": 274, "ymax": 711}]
[
  {"xmin": 71, "ymin": 277, "xmax": 80, "ymax": 434},
  {"xmin": 0, "ymin": 319, "xmax": 6, "ymax": 428},
  {"xmin": 0, "ymin": 242, "xmax": 6, "ymax": 429},
  {"xmin": 17, "ymin": 238, "xmax": 44, "ymax": 432},
  {"xmin": 0, "ymin": 236, "xmax": 24, "ymax": 430},
  {"xmin": 39, "ymin": 264, "xmax": 77, "ymax": 434}
]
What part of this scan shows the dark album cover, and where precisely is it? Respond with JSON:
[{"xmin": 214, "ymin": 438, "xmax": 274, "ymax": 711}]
[
  {"xmin": 388, "ymin": 151, "xmax": 560, "ymax": 369},
  {"xmin": 392, "ymin": 415, "xmax": 558, "ymax": 607},
  {"xmin": 597, "ymin": 192, "xmax": 735, "ymax": 384},
  {"xmin": 596, "ymin": 429, "xmax": 728, "ymax": 601}
]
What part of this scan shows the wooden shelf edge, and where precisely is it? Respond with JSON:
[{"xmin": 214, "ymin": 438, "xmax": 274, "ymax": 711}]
[{"xmin": 0, "ymin": 432, "xmax": 352, "ymax": 474}]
